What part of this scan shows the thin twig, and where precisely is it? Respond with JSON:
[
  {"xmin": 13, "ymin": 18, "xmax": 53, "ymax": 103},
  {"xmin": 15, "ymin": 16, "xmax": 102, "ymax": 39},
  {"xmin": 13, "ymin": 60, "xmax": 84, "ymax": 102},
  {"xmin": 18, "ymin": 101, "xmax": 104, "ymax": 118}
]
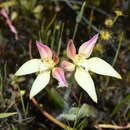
[
  {"xmin": 95, "ymin": 123, "xmax": 130, "ymax": 129},
  {"xmin": 31, "ymin": 98, "xmax": 74, "ymax": 130}
]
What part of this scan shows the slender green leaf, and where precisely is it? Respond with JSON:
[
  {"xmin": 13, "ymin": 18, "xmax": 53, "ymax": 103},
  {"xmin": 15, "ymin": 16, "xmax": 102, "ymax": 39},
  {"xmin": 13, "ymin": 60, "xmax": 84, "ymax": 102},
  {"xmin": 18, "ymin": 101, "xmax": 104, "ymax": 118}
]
[{"xmin": 0, "ymin": 112, "xmax": 17, "ymax": 118}]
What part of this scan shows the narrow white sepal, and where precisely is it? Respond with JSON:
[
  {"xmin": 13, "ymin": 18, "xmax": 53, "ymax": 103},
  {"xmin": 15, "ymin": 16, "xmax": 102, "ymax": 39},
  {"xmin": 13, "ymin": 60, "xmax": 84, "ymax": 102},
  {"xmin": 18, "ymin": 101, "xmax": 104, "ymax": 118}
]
[
  {"xmin": 29, "ymin": 71, "xmax": 50, "ymax": 99},
  {"xmin": 87, "ymin": 57, "xmax": 122, "ymax": 79},
  {"xmin": 15, "ymin": 59, "xmax": 45, "ymax": 76},
  {"xmin": 75, "ymin": 67, "xmax": 97, "ymax": 103}
]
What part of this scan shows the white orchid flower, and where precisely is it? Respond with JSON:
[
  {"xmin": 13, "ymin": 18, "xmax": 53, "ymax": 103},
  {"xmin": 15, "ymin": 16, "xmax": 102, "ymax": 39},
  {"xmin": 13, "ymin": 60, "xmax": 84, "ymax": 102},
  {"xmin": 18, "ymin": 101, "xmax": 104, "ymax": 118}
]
[
  {"xmin": 61, "ymin": 34, "xmax": 121, "ymax": 103},
  {"xmin": 15, "ymin": 42, "xmax": 68, "ymax": 99}
]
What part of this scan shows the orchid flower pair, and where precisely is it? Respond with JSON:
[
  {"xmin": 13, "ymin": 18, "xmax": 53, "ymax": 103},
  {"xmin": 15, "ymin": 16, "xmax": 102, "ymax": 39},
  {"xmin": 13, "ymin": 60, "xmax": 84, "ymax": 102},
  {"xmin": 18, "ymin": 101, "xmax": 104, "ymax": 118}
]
[{"xmin": 15, "ymin": 34, "xmax": 121, "ymax": 102}]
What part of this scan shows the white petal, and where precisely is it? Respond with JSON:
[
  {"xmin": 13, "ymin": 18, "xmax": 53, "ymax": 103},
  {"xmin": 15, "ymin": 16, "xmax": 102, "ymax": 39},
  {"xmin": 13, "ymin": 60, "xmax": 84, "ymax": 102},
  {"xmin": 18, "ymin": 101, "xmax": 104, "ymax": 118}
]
[
  {"xmin": 75, "ymin": 67, "xmax": 97, "ymax": 103},
  {"xmin": 15, "ymin": 59, "xmax": 45, "ymax": 76},
  {"xmin": 78, "ymin": 59, "xmax": 89, "ymax": 71},
  {"xmin": 87, "ymin": 57, "xmax": 122, "ymax": 79},
  {"xmin": 30, "ymin": 71, "xmax": 50, "ymax": 99}
]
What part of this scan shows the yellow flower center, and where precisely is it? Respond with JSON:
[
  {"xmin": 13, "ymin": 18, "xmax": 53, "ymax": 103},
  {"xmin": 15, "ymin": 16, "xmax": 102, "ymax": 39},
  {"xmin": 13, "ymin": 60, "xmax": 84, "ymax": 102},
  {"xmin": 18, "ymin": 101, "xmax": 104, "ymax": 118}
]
[
  {"xmin": 42, "ymin": 58, "xmax": 55, "ymax": 70},
  {"xmin": 73, "ymin": 54, "xmax": 84, "ymax": 65},
  {"xmin": 73, "ymin": 54, "xmax": 89, "ymax": 70}
]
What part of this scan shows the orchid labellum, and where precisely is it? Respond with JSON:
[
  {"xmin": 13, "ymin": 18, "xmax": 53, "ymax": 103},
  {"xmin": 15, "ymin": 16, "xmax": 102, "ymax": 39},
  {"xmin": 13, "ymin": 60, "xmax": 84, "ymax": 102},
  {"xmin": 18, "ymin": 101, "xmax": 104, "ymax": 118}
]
[
  {"xmin": 61, "ymin": 34, "xmax": 121, "ymax": 103},
  {"xmin": 15, "ymin": 42, "xmax": 68, "ymax": 99}
]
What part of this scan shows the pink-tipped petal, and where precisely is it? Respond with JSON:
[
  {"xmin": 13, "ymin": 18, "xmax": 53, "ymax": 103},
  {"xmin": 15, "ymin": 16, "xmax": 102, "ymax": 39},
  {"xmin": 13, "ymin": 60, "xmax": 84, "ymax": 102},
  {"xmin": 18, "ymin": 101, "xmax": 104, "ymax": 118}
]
[
  {"xmin": 52, "ymin": 67, "xmax": 68, "ymax": 87},
  {"xmin": 0, "ymin": 9, "xmax": 8, "ymax": 19},
  {"xmin": 61, "ymin": 61, "xmax": 75, "ymax": 72},
  {"xmin": 67, "ymin": 40, "xmax": 76, "ymax": 60},
  {"xmin": 79, "ymin": 34, "xmax": 99, "ymax": 58},
  {"xmin": 0, "ymin": 9, "xmax": 17, "ymax": 35},
  {"xmin": 7, "ymin": 19, "xmax": 17, "ymax": 34},
  {"xmin": 36, "ymin": 42, "xmax": 52, "ymax": 58}
]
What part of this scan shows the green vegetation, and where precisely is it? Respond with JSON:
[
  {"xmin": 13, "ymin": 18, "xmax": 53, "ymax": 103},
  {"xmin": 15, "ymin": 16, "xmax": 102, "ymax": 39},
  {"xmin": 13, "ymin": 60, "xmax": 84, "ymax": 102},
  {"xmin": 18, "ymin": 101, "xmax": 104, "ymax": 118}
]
[{"xmin": 0, "ymin": 0, "xmax": 130, "ymax": 129}]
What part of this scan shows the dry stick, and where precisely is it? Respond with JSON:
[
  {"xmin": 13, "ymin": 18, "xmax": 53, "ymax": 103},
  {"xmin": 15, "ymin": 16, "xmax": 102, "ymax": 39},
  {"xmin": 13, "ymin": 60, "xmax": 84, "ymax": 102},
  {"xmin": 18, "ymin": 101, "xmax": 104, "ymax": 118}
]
[
  {"xmin": 31, "ymin": 98, "xmax": 74, "ymax": 130},
  {"xmin": 95, "ymin": 123, "xmax": 130, "ymax": 129}
]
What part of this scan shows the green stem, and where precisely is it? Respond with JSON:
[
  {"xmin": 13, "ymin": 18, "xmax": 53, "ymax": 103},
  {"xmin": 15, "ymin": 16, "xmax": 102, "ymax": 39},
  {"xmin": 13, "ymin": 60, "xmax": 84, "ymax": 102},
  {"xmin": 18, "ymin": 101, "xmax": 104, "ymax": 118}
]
[
  {"xmin": 104, "ymin": 32, "xmax": 123, "ymax": 87},
  {"xmin": 72, "ymin": 23, "xmax": 79, "ymax": 41},
  {"xmin": 18, "ymin": 87, "xmax": 26, "ymax": 117},
  {"xmin": 72, "ymin": 2, "xmax": 86, "ymax": 41},
  {"xmin": 113, "ymin": 15, "xmax": 119, "ymax": 25},
  {"xmin": 112, "ymin": 32, "xmax": 123, "ymax": 66},
  {"xmin": 88, "ymin": 8, "xmax": 94, "ymax": 34},
  {"xmin": 32, "ymin": 98, "xmax": 74, "ymax": 130},
  {"xmin": 57, "ymin": 23, "xmax": 64, "ymax": 56}
]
